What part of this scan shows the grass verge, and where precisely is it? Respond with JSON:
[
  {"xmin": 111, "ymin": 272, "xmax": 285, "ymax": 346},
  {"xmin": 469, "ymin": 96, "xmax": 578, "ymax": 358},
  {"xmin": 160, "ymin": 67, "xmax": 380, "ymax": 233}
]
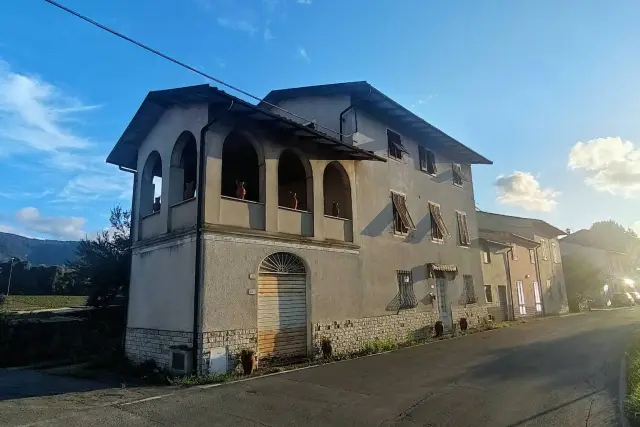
[
  {"xmin": 0, "ymin": 295, "xmax": 87, "ymax": 312},
  {"xmin": 626, "ymin": 337, "xmax": 640, "ymax": 424}
]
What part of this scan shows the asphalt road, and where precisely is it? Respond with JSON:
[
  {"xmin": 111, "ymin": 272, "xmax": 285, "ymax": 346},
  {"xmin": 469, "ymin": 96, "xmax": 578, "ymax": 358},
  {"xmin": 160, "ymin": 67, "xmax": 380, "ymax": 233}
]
[{"xmin": 2, "ymin": 309, "xmax": 639, "ymax": 426}]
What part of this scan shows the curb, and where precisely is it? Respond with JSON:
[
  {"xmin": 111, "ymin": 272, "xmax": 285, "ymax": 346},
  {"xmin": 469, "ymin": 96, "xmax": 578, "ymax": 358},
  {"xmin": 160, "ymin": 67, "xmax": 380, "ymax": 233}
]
[{"xmin": 620, "ymin": 355, "xmax": 632, "ymax": 427}]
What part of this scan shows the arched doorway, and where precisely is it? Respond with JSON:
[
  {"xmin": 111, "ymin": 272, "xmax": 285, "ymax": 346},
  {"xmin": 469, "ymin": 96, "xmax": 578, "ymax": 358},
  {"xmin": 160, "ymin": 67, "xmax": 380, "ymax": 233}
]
[{"xmin": 257, "ymin": 252, "xmax": 307, "ymax": 358}]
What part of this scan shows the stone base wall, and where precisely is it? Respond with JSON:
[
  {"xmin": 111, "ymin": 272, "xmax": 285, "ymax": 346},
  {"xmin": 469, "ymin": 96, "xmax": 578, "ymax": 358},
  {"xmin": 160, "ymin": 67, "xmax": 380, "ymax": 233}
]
[
  {"xmin": 451, "ymin": 305, "xmax": 491, "ymax": 328},
  {"xmin": 124, "ymin": 327, "xmax": 193, "ymax": 369},
  {"xmin": 313, "ymin": 306, "xmax": 490, "ymax": 356},
  {"xmin": 199, "ymin": 329, "xmax": 258, "ymax": 372}
]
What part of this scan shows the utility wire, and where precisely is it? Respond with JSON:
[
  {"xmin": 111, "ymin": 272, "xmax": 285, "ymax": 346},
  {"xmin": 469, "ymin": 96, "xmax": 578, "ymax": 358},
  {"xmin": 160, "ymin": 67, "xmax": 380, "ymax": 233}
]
[{"xmin": 42, "ymin": 0, "xmax": 344, "ymax": 137}]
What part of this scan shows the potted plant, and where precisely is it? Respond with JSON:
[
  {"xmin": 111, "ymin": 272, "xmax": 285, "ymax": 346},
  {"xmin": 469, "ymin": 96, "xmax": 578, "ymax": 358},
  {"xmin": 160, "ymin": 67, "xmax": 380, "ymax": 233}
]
[
  {"xmin": 240, "ymin": 349, "xmax": 256, "ymax": 375},
  {"xmin": 459, "ymin": 317, "xmax": 468, "ymax": 331},
  {"xmin": 320, "ymin": 337, "xmax": 333, "ymax": 359},
  {"xmin": 434, "ymin": 321, "xmax": 444, "ymax": 337}
]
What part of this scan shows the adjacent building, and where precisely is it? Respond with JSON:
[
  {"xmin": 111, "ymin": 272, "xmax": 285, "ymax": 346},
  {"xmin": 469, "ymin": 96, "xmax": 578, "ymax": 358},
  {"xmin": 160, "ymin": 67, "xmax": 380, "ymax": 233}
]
[
  {"xmin": 477, "ymin": 212, "xmax": 569, "ymax": 318},
  {"xmin": 559, "ymin": 229, "xmax": 634, "ymax": 293},
  {"xmin": 107, "ymin": 82, "xmax": 493, "ymax": 373}
]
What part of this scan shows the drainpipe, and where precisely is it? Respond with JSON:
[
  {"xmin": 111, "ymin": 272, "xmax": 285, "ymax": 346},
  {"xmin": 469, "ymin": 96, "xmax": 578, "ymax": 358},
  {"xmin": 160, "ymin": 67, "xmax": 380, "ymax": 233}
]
[
  {"xmin": 118, "ymin": 165, "xmax": 137, "ymax": 354},
  {"xmin": 192, "ymin": 100, "xmax": 235, "ymax": 374},
  {"xmin": 503, "ymin": 249, "xmax": 515, "ymax": 321},
  {"xmin": 533, "ymin": 245, "xmax": 546, "ymax": 316},
  {"xmin": 339, "ymin": 86, "xmax": 371, "ymax": 142},
  {"xmin": 339, "ymin": 105, "xmax": 354, "ymax": 142}
]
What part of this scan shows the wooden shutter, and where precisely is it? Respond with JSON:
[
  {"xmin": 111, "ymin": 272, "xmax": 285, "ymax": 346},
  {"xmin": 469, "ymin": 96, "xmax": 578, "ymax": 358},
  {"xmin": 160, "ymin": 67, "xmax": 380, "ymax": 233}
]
[
  {"xmin": 457, "ymin": 212, "xmax": 470, "ymax": 246},
  {"xmin": 391, "ymin": 193, "xmax": 416, "ymax": 230},
  {"xmin": 429, "ymin": 203, "xmax": 450, "ymax": 237}
]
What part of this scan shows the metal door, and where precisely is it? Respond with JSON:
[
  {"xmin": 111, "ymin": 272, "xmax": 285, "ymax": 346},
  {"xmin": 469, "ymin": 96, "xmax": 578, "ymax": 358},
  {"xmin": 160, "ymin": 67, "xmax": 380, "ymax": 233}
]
[
  {"xmin": 257, "ymin": 253, "xmax": 307, "ymax": 358},
  {"xmin": 497, "ymin": 285, "xmax": 509, "ymax": 321},
  {"xmin": 436, "ymin": 278, "xmax": 452, "ymax": 329}
]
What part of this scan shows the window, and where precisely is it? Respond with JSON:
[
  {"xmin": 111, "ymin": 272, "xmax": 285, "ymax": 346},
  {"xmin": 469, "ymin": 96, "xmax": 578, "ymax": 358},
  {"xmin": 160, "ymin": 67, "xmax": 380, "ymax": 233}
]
[
  {"xmin": 391, "ymin": 192, "xmax": 415, "ymax": 235},
  {"xmin": 452, "ymin": 163, "xmax": 463, "ymax": 187},
  {"xmin": 534, "ymin": 282, "xmax": 542, "ymax": 312},
  {"xmin": 483, "ymin": 246, "xmax": 491, "ymax": 264},
  {"xmin": 397, "ymin": 270, "xmax": 417, "ymax": 309},
  {"xmin": 551, "ymin": 242, "xmax": 560, "ymax": 264},
  {"xmin": 546, "ymin": 279, "xmax": 551, "ymax": 290},
  {"xmin": 484, "ymin": 285, "xmax": 493, "ymax": 303},
  {"xmin": 516, "ymin": 281, "xmax": 526, "ymax": 314},
  {"xmin": 529, "ymin": 249, "xmax": 536, "ymax": 264},
  {"xmin": 463, "ymin": 275, "xmax": 477, "ymax": 304},
  {"xmin": 429, "ymin": 202, "xmax": 449, "ymax": 241},
  {"xmin": 540, "ymin": 239, "xmax": 549, "ymax": 260},
  {"xmin": 387, "ymin": 129, "xmax": 404, "ymax": 160},
  {"xmin": 140, "ymin": 151, "xmax": 163, "ymax": 217},
  {"xmin": 419, "ymin": 147, "xmax": 437, "ymax": 174},
  {"xmin": 457, "ymin": 211, "xmax": 470, "ymax": 246},
  {"xmin": 510, "ymin": 244, "xmax": 518, "ymax": 261}
]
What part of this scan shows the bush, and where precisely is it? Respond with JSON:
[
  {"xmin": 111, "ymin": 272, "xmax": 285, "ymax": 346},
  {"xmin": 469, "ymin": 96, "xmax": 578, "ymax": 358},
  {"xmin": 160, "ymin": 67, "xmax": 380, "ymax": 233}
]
[{"xmin": 360, "ymin": 337, "xmax": 397, "ymax": 355}]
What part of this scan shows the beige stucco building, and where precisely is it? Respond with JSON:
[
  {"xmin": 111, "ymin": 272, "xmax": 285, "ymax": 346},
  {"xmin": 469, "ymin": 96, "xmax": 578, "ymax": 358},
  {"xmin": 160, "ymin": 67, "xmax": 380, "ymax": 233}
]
[
  {"xmin": 107, "ymin": 82, "xmax": 493, "ymax": 373},
  {"xmin": 477, "ymin": 212, "xmax": 569, "ymax": 318}
]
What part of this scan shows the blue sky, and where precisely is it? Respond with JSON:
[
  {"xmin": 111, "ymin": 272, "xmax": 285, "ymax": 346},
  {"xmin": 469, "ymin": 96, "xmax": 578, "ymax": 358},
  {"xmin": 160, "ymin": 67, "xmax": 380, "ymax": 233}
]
[{"xmin": 1, "ymin": 0, "xmax": 640, "ymax": 240}]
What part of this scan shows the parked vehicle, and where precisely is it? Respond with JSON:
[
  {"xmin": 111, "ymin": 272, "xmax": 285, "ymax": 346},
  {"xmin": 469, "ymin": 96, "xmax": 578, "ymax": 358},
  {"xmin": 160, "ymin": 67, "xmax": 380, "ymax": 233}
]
[
  {"xmin": 611, "ymin": 292, "xmax": 635, "ymax": 307},
  {"xmin": 631, "ymin": 292, "xmax": 640, "ymax": 304}
]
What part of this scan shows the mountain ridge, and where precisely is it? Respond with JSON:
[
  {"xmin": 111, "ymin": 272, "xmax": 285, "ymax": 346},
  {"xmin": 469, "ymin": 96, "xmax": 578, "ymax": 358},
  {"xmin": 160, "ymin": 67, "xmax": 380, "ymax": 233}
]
[{"xmin": 0, "ymin": 232, "xmax": 79, "ymax": 266}]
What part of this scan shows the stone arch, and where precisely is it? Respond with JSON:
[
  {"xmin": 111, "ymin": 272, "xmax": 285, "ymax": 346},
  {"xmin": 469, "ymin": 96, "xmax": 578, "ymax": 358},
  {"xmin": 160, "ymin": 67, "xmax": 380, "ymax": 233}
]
[
  {"xmin": 221, "ymin": 131, "xmax": 264, "ymax": 203},
  {"xmin": 140, "ymin": 151, "xmax": 162, "ymax": 217},
  {"xmin": 277, "ymin": 149, "xmax": 313, "ymax": 212},
  {"xmin": 323, "ymin": 161, "xmax": 352, "ymax": 219},
  {"xmin": 169, "ymin": 131, "xmax": 198, "ymax": 205}
]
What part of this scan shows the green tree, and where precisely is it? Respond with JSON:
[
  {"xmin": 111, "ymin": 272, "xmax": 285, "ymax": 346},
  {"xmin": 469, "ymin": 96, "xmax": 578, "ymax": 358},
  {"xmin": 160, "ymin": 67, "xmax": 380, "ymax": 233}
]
[
  {"xmin": 70, "ymin": 206, "xmax": 131, "ymax": 307},
  {"xmin": 563, "ymin": 254, "xmax": 605, "ymax": 311}
]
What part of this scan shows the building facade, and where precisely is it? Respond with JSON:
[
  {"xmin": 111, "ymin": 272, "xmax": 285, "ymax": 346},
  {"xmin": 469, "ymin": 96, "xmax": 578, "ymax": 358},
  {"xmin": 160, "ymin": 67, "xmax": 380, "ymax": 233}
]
[
  {"xmin": 107, "ymin": 83, "xmax": 493, "ymax": 373},
  {"xmin": 477, "ymin": 212, "xmax": 569, "ymax": 317}
]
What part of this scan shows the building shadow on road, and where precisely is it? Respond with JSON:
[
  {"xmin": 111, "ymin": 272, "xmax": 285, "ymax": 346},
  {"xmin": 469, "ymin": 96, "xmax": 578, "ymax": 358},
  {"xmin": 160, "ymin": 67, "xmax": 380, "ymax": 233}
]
[{"xmin": 0, "ymin": 368, "xmax": 111, "ymax": 402}]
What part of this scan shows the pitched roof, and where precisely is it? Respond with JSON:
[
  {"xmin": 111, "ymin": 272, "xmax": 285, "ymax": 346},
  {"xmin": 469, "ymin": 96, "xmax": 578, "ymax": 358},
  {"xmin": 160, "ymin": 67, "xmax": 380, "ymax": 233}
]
[
  {"xmin": 477, "ymin": 211, "xmax": 566, "ymax": 237},
  {"xmin": 262, "ymin": 81, "xmax": 492, "ymax": 165},
  {"xmin": 106, "ymin": 85, "xmax": 386, "ymax": 170}
]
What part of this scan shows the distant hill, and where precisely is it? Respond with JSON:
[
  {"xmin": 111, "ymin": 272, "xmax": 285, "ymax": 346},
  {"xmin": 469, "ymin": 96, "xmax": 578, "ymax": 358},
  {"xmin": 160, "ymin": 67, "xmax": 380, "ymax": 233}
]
[{"xmin": 0, "ymin": 232, "xmax": 79, "ymax": 266}]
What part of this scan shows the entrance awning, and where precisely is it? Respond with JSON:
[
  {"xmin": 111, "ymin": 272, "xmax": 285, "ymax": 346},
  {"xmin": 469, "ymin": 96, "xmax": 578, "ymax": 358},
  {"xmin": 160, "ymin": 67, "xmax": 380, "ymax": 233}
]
[{"xmin": 427, "ymin": 263, "xmax": 458, "ymax": 277}]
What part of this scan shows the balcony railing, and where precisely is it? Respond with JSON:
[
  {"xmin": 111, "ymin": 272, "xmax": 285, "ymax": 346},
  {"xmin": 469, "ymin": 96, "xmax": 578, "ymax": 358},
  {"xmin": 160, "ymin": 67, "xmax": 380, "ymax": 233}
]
[
  {"xmin": 324, "ymin": 215, "xmax": 353, "ymax": 242},
  {"xmin": 140, "ymin": 211, "xmax": 164, "ymax": 240},
  {"xmin": 220, "ymin": 196, "xmax": 265, "ymax": 230},
  {"xmin": 278, "ymin": 207, "xmax": 313, "ymax": 237},
  {"xmin": 170, "ymin": 198, "xmax": 196, "ymax": 232}
]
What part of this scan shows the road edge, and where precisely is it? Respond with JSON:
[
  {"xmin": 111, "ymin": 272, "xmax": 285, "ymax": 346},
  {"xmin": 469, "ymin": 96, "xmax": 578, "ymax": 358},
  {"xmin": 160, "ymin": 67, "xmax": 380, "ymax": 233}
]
[{"xmin": 621, "ymin": 355, "xmax": 632, "ymax": 427}]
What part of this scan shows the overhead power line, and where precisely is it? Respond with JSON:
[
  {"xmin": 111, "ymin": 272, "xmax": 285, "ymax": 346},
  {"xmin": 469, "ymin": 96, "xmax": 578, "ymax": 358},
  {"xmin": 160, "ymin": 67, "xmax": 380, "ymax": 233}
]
[{"xmin": 42, "ymin": 0, "xmax": 344, "ymax": 137}]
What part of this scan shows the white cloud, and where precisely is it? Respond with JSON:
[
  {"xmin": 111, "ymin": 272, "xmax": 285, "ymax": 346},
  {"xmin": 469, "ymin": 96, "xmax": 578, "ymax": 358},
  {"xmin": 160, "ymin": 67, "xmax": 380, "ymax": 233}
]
[
  {"xmin": 297, "ymin": 0, "xmax": 312, "ymax": 4},
  {"xmin": 0, "ymin": 189, "xmax": 53, "ymax": 200},
  {"xmin": 297, "ymin": 47, "xmax": 310, "ymax": 63},
  {"xmin": 0, "ymin": 60, "xmax": 97, "ymax": 153},
  {"xmin": 216, "ymin": 17, "xmax": 257, "ymax": 35},
  {"xmin": 495, "ymin": 171, "xmax": 560, "ymax": 212},
  {"xmin": 56, "ymin": 172, "xmax": 131, "ymax": 204},
  {"xmin": 0, "ymin": 224, "xmax": 18, "ymax": 234},
  {"xmin": 15, "ymin": 207, "xmax": 86, "ymax": 240},
  {"xmin": 214, "ymin": 57, "xmax": 226, "ymax": 68},
  {"xmin": 568, "ymin": 137, "xmax": 640, "ymax": 198}
]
